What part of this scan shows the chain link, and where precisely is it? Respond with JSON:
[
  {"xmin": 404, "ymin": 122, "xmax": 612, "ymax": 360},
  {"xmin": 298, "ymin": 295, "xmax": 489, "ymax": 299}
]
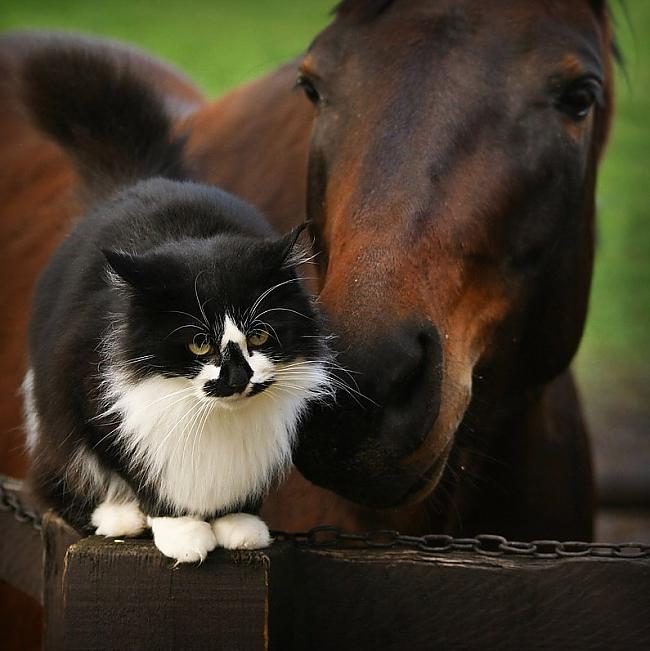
[
  {"xmin": 1, "ymin": 476, "xmax": 648, "ymax": 559},
  {"xmin": 0, "ymin": 477, "xmax": 42, "ymax": 531}
]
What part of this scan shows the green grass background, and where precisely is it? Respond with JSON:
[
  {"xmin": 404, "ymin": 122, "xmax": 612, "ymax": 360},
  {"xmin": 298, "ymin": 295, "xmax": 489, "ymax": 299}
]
[{"xmin": 2, "ymin": 1, "xmax": 648, "ymax": 437}]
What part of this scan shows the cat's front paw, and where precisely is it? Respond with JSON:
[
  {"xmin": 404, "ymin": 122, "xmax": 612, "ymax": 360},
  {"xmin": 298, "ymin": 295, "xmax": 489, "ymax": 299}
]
[
  {"xmin": 212, "ymin": 513, "xmax": 271, "ymax": 550},
  {"xmin": 91, "ymin": 501, "xmax": 147, "ymax": 537},
  {"xmin": 149, "ymin": 516, "xmax": 217, "ymax": 563}
]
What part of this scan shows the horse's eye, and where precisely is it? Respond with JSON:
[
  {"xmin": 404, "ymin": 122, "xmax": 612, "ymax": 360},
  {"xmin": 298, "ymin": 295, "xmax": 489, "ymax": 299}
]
[
  {"xmin": 188, "ymin": 341, "xmax": 213, "ymax": 356},
  {"xmin": 556, "ymin": 78, "xmax": 601, "ymax": 121},
  {"xmin": 247, "ymin": 331, "xmax": 269, "ymax": 348},
  {"xmin": 295, "ymin": 75, "xmax": 321, "ymax": 105}
]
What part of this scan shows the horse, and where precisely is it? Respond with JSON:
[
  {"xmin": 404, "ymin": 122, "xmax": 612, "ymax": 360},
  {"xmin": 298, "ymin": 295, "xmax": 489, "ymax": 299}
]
[
  {"xmin": 185, "ymin": 0, "xmax": 616, "ymax": 540},
  {"xmin": 0, "ymin": 0, "xmax": 615, "ymax": 542},
  {"xmin": 0, "ymin": 3, "xmax": 617, "ymax": 645}
]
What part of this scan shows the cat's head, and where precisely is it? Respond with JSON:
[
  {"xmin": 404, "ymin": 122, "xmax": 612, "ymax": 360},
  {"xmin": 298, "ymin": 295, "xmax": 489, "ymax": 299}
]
[{"xmin": 102, "ymin": 225, "xmax": 331, "ymax": 410}]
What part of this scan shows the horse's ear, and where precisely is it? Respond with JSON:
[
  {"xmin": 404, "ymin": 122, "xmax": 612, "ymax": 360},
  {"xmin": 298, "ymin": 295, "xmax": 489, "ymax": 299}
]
[
  {"xmin": 278, "ymin": 222, "xmax": 310, "ymax": 268},
  {"xmin": 589, "ymin": 0, "xmax": 606, "ymax": 15}
]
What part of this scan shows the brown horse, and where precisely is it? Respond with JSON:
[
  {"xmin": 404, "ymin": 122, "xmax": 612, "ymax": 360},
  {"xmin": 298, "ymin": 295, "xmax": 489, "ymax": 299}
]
[{"xmin": 1, "ymin": 1, "xmax": 615, "ymax": 541}]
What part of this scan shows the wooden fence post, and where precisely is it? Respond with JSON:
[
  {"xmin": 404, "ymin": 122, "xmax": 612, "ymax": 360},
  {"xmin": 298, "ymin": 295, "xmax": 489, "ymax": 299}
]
[{"xmin": 58, "ymin": 536, "xmax": 292, "ymax": 650}]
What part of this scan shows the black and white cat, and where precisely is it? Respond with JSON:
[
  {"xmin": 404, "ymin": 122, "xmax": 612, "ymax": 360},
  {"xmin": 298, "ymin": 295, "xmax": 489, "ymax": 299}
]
[{"xmin": 21, "ymin": 39, "xmax": 332, "ymax": 562}]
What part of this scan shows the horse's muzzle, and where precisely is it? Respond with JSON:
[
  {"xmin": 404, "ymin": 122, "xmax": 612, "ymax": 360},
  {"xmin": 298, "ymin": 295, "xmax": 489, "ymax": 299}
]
[{"xmin": 294, "ymin": 321, "xmax": 452, "ymax": 507}]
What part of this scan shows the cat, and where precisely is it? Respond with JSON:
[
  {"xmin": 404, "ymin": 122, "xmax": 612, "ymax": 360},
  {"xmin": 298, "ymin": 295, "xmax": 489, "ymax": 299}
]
[{"xmin": 20, "ymin": 37, "xmax": 332, "ymax": 563}]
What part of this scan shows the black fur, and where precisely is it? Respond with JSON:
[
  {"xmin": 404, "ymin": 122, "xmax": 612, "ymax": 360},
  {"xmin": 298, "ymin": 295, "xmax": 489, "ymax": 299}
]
[{"xmin": 23, "ymin": 42, "xmax": 186, "ymax": 200}]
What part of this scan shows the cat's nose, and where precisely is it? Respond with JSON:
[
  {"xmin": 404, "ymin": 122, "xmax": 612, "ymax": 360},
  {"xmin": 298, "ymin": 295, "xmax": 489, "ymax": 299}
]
[
  {"xmin": 203, "ymin": 342, "xmax": 254, "ymax": 397},
  {"xmin": 221, "ymin": 343, "xmax": 253, "ymax": 393},
  {"xmin": 203, "ymin": 359, "xmax": 253, "ymax": 397},
  {"xmin": 223, "ymin": 363, "xmax": 252, "ymax": 393}
]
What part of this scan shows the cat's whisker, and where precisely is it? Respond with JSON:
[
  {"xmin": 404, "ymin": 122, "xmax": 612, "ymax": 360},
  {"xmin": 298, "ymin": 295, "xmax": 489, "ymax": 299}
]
[
  {"xmin": 176, "ymin": 398, "xmax": 211, "ymax": 470},
  {"xmin": 165, "ymin": 323, "xmax": 206, "ymax": 338},
  {"xmin": 91, "ymin": 391, "xmax": 198, "ymax": 448},
  {"xmin": 120, "ymin": 354, "xmax": 156, "ymax": 365},
  {"xmin": 274, "ymin": 382, "xmax": 330, "ymax": 399},
  {"xmin": 265, "ymin": 385, "xmax": 306, "ymax": 402},
  {"xmin": 291, "ymin": 250, "xmax": 320, "ymax": 267},
  {"xmin": 166, "ymin": 310, "xmax": 209, "ymax": 331},
  {"xmin": 327, "ymin": 377, "xmax": 378, "ymax": 406},
  {"xmin": 93, "ymin": 385, "xmax": 196, "ymax": 423},
  {"xmin": 191, "ymin": 401, "xmax": 214, "ymax": 475},
  {"xmin": 278, "ymin": 365, "xmax": 361, "ymax": 392},
  {"xmin": 254, "ymin": 307, "xmax": 315, "ymax": 322},
  {"xmin": 279, "ymin": 357, "xmax": 361, "ymax": 375},
  {"xmin": 91, "ymin": 387, "xmax": 199, "ymax": 453},
  {"xmin": 276, "ymin": 369, "xmax": 376, "ymax": 407},
  {"xmin": 183, "ymin": 401, "xmax": 206, "ymax": 476},
  {"xmin": 193, "ymin": 272, "xmax": 211, "ymax": 331},
  {"xmin": 277, "ymin": 358, "xmax": 367, "ymax": 396},
  {"xmin": 149, "ymin": 398, "xmax": 202, "ymax": 463},
  {"xmin": 249, "ymin": 319, "xmax": 280, "ymax": 345},
  {"xmin": 245, "ymin": 276, "xmax": 308, "ymax": 325}
]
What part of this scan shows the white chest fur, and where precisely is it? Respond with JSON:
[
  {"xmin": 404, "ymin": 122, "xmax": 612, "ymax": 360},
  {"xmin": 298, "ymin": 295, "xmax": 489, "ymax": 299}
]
[{"xmin": 103, "ymin": 372, "xmax": 312, "ymax": 516}]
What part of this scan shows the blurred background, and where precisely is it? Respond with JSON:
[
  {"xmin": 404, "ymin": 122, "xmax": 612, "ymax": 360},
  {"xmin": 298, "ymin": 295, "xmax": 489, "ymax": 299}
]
[{"xmin": 1, "ymin": 1, "xmax": 648, "ymax": 537}]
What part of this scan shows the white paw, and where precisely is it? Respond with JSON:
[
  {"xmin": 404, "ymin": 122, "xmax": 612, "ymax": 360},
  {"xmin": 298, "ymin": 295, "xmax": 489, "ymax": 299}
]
[
  {"xmin": 149, "ymin": 516, "xmax": 217, "ymax": 563},
  {"xmin": 91, "ymin": 501, "xmax": 147, "ymax": 537},
  {"xmin": 212, "ymin": 513, "xmax": 271, "ymax": 550}
]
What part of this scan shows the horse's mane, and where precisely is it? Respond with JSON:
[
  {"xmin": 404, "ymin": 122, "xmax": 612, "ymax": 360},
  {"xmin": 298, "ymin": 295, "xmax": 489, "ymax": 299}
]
[{"xmin": 333, "ymin": 0, "xmax": 394, "ymax": 22}]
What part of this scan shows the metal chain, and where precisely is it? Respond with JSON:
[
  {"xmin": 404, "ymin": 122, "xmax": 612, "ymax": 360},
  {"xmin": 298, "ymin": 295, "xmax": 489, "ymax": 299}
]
[
  {"xmin": 272, "ymin": 526, "xmax": 650, "ymax": 560},
  {"xmin": 2, "ymin": 476, "xmax": 648, "ymax": 559},
  {"xmin": 0, "ymin": 476, "xmax": 42, "ymax": 531}
]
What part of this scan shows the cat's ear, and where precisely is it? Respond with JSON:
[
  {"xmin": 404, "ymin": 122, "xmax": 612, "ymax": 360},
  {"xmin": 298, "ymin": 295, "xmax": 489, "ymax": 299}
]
[
  {"xmin": 277, "ymin": 222, "xmax": 310, "ymax": 268},
  {"xmin": 102, "ymin": 249, "xmax": 165, "ymax": 293},
  {"xmin": 103, "ymin": 249, "xmax": 144, "ymax": 289}
]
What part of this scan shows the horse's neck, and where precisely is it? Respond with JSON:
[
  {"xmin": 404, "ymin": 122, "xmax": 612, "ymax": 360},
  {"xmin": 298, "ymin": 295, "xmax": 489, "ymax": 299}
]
[
  {"xmin": 444, "ymin": 370, "xmax": 593, "ymax": 539},
  {"xmin": 181, "ymin": 61, "xmax": 314, "ymax": 233}
]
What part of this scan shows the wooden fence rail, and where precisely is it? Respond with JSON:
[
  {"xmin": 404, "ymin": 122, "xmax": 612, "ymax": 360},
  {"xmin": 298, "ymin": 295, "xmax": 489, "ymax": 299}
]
[{"xmin": 2, "ymin": 479, "xmax": 650, "ymax": 650}]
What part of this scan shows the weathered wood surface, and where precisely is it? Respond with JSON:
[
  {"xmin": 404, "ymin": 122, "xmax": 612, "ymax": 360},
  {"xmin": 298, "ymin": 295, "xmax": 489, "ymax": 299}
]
[
  {"xmin": 42, "ymin": 512, "xmax": 81, "ymax": 650},
  {"xmin": 48, "ymin": 538, "xmax": 650, "ymax": 651},
  {"xmin": 287, "ymin": 547, "xmax": 650, "ymax": 651},
  {"xmin": 61, "ymin": 536, "xmax": 278, "ymax": 651}
]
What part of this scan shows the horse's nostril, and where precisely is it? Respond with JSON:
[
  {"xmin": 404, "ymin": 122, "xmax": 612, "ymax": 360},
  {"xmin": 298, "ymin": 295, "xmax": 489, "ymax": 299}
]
[
  {"xmin": 381, "ymin": 323, "xmax": 441, "ymax": 399},
  {"xmin": 356, "ymin": 322, "xmax": 443, "ymax": 455}
]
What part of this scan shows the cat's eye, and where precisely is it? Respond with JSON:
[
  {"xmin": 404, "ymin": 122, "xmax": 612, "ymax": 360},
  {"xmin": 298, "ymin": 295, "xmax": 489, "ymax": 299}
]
[
  {"xmin": 247, "ymin": 331, "xmax": 269, "ymax": 347},
  {"xmin": 188, "ymin": 341, "xmax": 213, "ymax": 356}
]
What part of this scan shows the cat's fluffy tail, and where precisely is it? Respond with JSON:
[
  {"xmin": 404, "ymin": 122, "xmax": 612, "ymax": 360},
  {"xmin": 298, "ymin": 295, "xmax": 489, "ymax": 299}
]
[{"xmin": 22, "ymin": 38, "xmax": 187, "ymax": 201}]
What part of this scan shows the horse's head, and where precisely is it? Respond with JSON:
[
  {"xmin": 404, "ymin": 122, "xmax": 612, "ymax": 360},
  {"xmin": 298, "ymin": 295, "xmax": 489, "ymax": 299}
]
[{"xmin": 294, "ymin": 0, "xmax": 615, "ymax": 507}]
